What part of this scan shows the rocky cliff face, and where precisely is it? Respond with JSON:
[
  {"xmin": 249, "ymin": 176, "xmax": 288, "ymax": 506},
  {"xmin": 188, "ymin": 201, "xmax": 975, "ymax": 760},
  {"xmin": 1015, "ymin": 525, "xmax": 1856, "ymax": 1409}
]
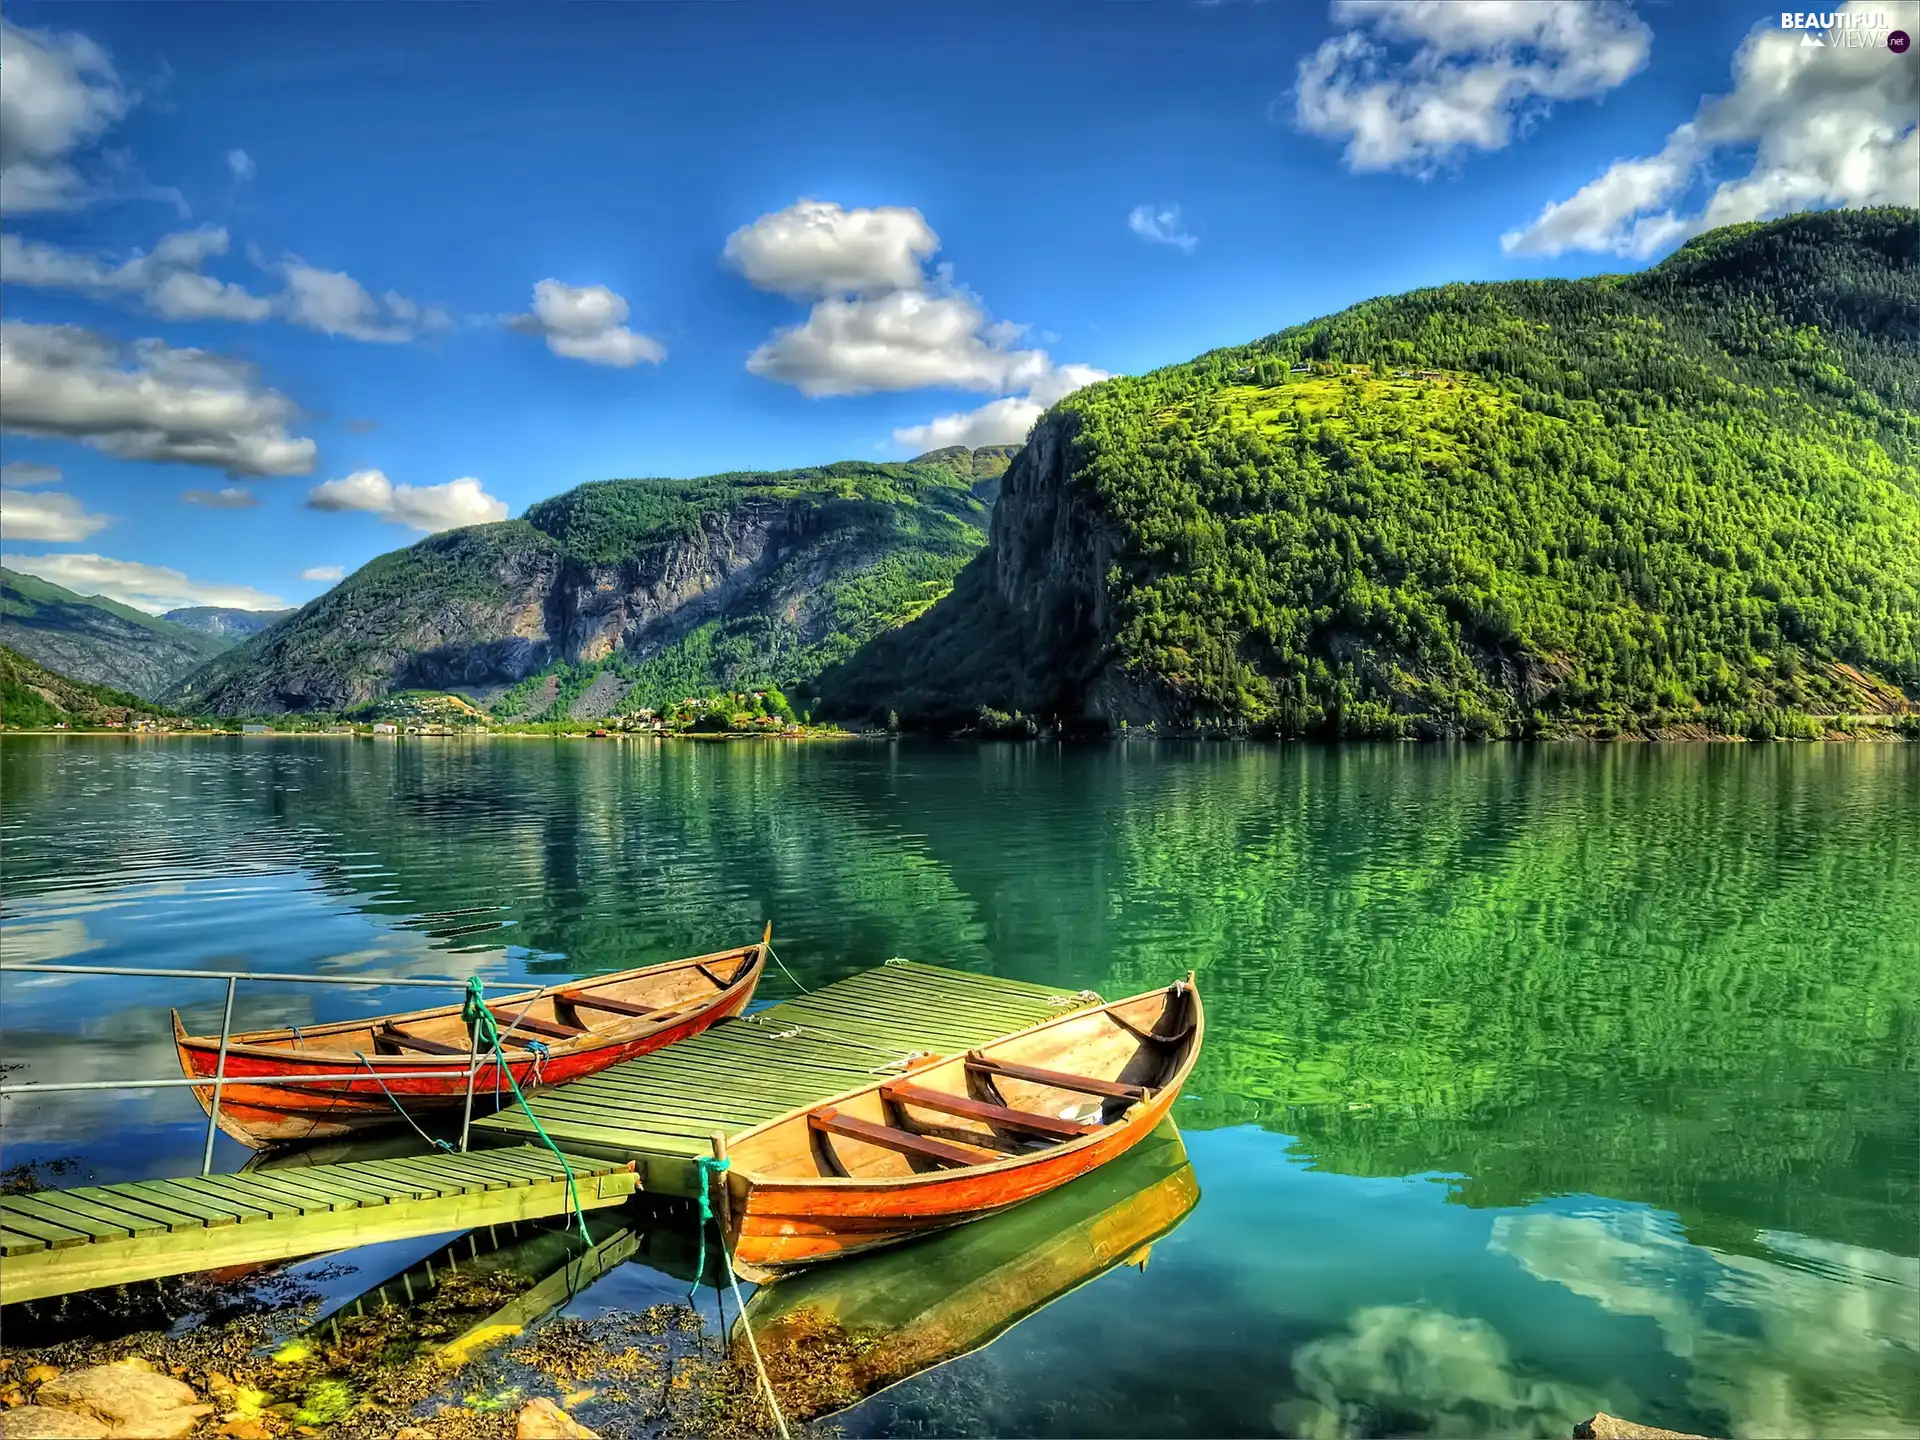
[
  {"xmin": 809, "ymin": 416, "xmax": 1154, "ymax": 726},
  {"xmin": 1, "ymin": 567, "xmax": 226, "ymax": 699},
  {"xmin": 169, "ymin": 454, "xmax": 996, "ymax": 717}
]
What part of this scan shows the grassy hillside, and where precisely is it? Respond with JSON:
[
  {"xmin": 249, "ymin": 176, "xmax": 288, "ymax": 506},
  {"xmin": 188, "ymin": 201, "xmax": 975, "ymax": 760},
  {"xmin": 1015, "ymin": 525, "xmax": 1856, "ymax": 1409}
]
[
  {"xmin": 0, "ymin": 644, "xmax": 177, "ymax": 727},
  {"xmin": 1, "ymin": 567, "xmax": 230, "ymax": 698},
  {"xmin": 169, "ymin": 447, "xmax": 1013, "ymax": 718},
  {"xmin": 819, "ymin": 209, "xmax": 1919, "ymax": 738}
]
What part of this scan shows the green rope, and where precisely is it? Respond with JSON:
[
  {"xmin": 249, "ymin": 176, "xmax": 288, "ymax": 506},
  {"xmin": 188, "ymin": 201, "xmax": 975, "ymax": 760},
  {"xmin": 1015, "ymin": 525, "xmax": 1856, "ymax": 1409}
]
[
  {"xmin": 462, "ymin": 976, "xmax": 590, "ymax": 1245},
  {"xmin": 687, "ymin": 1153, "xmax": 729, "ymax": 1299},
  {"xmin": 687, "ymin": 1153, "xmax": 789, "ymax": 1440}
]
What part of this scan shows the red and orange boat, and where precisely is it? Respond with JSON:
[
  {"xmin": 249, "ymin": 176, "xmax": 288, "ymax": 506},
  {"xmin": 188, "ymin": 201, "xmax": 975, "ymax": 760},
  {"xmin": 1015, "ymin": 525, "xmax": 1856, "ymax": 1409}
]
[
  {"xmin": 718, "ymin": 972, "xmax": 1201, "ymax": 1279},
  {"xmin": 174, "ymin": 929, "xmax": 770, "ymax": 1148}
]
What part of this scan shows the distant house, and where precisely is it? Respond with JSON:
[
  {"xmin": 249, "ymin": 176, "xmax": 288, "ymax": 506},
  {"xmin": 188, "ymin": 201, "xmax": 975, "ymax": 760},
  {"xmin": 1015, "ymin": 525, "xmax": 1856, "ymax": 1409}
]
[
  {"xmin": 373, "ymin": 722, "xmax": 399, "ymax": 735},
  {"xmin": 1289, "ymin": 364, "xmax": 1311, "ymax": 374},
  {"xmin": 242, "ymin": 723, "xmax": 269, "ymax": 735}
]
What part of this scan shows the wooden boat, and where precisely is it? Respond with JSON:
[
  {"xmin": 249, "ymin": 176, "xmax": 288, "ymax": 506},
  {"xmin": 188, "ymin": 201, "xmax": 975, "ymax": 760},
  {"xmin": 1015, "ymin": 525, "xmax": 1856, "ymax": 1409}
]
[
  {"xmin": 719, "ymin": 974, "xmax": 1200, "ymax": 1279},
  {"xmin": 174, "ymin": 929, "xmax": 770, "ymax": 1148},
  {"xmin": 741, "ymin": 1121, "xmax": 1198, "ymax": 1421}
]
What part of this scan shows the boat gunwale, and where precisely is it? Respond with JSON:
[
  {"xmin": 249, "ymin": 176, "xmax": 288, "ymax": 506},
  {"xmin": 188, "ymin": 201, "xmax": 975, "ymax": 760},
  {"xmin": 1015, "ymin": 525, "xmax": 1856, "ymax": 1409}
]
[
  {"xmin": 172, "ymin": 940, "xmax": 768, "ymax": 1067},
  {"xmin": 728, "ymin": 976, "xmax": 1202, "ymax": 1194}
]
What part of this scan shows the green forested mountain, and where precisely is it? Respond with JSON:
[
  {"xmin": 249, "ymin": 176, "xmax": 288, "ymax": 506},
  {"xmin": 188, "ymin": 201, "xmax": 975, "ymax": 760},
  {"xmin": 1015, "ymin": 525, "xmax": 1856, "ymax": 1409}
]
[
  {"xmin": 0, "ymin": 568, "xmax": 230, "ymax": 699},
  {"xmin": 0, "ymin": 644, "xmax": 176, "ymax": 727},
  {"xmin": 818, "ymin": 209, "xmax": 1919, "ymax": 737},
  {"xmin": 168, "ymin": 447, "xmax": 1011, "ymax": 717}
]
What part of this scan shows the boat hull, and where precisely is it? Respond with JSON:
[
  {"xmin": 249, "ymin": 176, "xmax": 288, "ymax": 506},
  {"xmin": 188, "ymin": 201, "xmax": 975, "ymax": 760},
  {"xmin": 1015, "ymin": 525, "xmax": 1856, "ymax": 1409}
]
[
  {"xmin": 176, "ymin": 942, "xmax": 767, "ymax": 1148},
  {"xmin": 178, "ymin": 990, "xmax": 757, "ymax": 1147},
  {"xmin": 723, "ymin": 983, "xmax": 1200, "ymax": 1279}
]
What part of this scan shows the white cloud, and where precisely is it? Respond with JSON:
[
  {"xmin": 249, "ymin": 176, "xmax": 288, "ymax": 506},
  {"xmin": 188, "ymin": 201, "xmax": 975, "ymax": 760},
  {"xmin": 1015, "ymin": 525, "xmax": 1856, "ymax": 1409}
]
[
  {"xmin": 0, "ymin": 461, "xmax": 63, "ymax": 488},
  {"xmin": 1128, "ymin": 204, "xmax": 1199, "ymax": 253},
  {"xmin": 278, "ymin": 260, "xmax": 450, "ymax": 343},
  {"xmin": 1, "ymin": 230, "xmax": 452, "ymax": 339},
  {"xmin": 748, "ymin": 288, "xmax": 1055, "ymax": 398},
  {"xmin": 894, "ymin": 363, "xmax": 1111, "ymax": 449},
  {"xmin": 300, "ymin": 564, "xmax": 344, "ymax": 582},
  {"xmin": 182, "ymin": 485, "xmax": 258, "ymax": 509},
  {"xmin": 724, "ymin": 198, "xmax": 939, "ymax": 298},
  {"xmin": 2, "ymin": 228, "xmax": 276, "ymax": 322},
  {"xmin": 0, "ymin": 486, "xmax": 113, "ymax": 541},
  {"xmin": 732, "ymin": 198, "xmax": 1110, "ymax": 431},
  {"xmin": 510, "ymin": 280, "xmax": 664, "ymax": 367},
  {"xmin": 0, "ymin": 551, "xmax": 284, "ymax": 613},
  {"xmin": 1504, "ymin": 0, "xmax": 1920, "ymax": 257},
  {"xmin": 226, "ymin": 149, "xmax": 254, "ymax": 183},
  {"xmin": 0, "ymin": 322, "xmax": 318, "ymax": 477},
  {"xmin": 305, "ymin": 469, "xmax": 507, "ymax": 533},
  {"xmin": 1294, "ymin": 0, "xmax": 1652, "ymax": 174},
  {"xmin": 0, "ymin": 18, "xmax": 130, "ymax": 213}
]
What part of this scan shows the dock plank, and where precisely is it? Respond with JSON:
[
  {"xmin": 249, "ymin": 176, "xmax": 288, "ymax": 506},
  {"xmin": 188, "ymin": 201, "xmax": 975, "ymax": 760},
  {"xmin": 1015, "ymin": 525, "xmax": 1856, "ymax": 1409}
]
[{"xmin": 1, "ymin": 1147, "xmax": 637, "ymax": 1306}]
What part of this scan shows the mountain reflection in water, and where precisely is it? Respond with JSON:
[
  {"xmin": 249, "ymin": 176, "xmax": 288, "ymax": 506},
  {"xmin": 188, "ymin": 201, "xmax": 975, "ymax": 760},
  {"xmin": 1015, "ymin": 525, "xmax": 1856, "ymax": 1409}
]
[{"xmin": 2, "ymin": 738, "xmax": 1914, "ymax": 1437}]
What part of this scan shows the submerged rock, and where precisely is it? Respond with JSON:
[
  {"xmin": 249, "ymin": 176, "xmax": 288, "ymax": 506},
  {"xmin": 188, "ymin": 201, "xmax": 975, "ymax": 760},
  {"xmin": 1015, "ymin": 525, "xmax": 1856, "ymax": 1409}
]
[
  {"xmin": 515, "ymin": 1396, "xmax": 600, "ymax": 1438},
  {"xmin": 1575, "ymin": 1414, "xmax": 1716, "ymax": 1440},
  {"xmin": 33, "ymin": 1361, "xmax": 212, "ymax": 1439},
  {"xmin": 0, "ymin": 1408, "xmax": 109, "ymax": 1439}
]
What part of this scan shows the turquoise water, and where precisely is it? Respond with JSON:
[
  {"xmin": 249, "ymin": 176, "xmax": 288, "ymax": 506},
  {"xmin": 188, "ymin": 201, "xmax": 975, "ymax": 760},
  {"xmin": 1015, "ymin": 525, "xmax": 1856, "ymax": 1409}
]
[{"xmin": 1, "ymin": 737, "xmax": 1916, "ymax": 1436}]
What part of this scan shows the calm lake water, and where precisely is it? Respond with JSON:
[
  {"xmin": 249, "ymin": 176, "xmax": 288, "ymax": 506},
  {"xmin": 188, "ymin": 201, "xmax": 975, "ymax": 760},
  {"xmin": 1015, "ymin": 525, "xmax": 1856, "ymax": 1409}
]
[{"xmin": 1, "ymin": 737, "xmax": 1916, "ymax": 1438}]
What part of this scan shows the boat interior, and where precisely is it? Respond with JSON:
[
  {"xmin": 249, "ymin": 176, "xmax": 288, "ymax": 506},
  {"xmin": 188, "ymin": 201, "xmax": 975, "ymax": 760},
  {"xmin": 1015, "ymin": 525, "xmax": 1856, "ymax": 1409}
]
[
  {"xmin": 730, "ymin": 980, "xmax": 1198, "ymax": 1181},
  {"xmin": 180, "ymin": 944, "xmax": 763, "ymax": 1058}
]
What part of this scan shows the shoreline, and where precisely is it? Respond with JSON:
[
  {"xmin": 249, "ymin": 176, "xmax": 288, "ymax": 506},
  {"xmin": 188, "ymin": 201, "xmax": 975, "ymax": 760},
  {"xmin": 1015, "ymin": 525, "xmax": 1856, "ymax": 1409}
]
[{"xmin": 1, "ymin": 727, "xmax": 1910, "ymax": 744}]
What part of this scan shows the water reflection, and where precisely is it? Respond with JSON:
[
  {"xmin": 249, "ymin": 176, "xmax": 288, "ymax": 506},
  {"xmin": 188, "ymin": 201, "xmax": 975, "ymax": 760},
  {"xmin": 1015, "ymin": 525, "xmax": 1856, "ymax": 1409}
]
[
  {"xmin": 743, "ymin": 1121, "xmax": 1199, "ymax": 1422},
  {"xmin": 2, "ymin": 737, "xmax": 1915, "ymax": 1436},
  {"xmin": 1494, "ymin": 1208, "xmax": 1920, "ymax": 1439}
]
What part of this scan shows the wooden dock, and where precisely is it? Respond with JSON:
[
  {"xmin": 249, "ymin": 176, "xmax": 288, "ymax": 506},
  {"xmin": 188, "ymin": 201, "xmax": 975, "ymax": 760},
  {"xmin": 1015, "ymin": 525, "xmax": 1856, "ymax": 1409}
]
[
  {"xmin": 0, "ymin": 961, "xmax": 1090, "ymax": 1303},
  {"xmin": 0, "ymin": 1146, "xmax": 638, "ymax": 1305},
  {"xmin": 476, "ymin": 960, "xmax": 1094, "ymax": 1196}
]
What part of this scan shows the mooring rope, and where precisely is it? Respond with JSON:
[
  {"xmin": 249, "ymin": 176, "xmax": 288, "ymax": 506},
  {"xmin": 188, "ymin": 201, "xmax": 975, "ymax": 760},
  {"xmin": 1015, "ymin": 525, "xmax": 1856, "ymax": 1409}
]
[
  {"xmin": 353, "ymin": 1053, "xmax": 456, "ymax": 1153},
  {"xmin": 763, "ymin": 942, "xmax": 810, "ymax": 995},
  {"xmin": 689, "ymin": 1153, "xmax": 789, "ymax": 1440},
  {"xmin": 462, "ymin": 976, "xmax": 591, "ymax": 1244}
]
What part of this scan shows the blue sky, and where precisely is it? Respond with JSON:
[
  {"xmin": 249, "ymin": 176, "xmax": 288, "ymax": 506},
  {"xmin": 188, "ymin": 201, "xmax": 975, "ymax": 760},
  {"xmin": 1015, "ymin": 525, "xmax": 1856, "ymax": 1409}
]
[{"xmin": 1, "ymin": 0, "xmax": 1913, "ymax": 612}]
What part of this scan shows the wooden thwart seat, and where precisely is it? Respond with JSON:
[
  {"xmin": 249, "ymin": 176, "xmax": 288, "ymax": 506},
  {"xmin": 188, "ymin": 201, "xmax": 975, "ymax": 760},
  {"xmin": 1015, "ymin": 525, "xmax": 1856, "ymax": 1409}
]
[
  {"xmin": 486, "ymin": 1008, "xmax": 585, "ymax": 1041},
  {"xmin": 966, "ymin": 1053, "xmax": 1150, "ymax": 1103},
  {"xmin": 376, "ymin": 1024, "xmax": 468, "ymax": 1057},
  {"xmin": 556, "ymin": 991, "xmax": 697, "ymax": 1024},
  {"xmin": 881, "ymin": 1082, "xmax": 1097, "ymax": 1140},
  {"xmin": 810, "ymin": 1108, "xmax": 1002, "ymax": 1168}
]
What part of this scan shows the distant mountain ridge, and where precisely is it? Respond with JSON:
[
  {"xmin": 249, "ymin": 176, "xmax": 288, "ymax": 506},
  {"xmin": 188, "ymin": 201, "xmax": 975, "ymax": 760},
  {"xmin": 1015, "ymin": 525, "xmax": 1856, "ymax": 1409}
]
[
  {"xmin": 0, "ymin": 568, "xmax": 235, "ymax": 698},
  {"xmin": 818, "ymin": 209, "xmax": 1920, "ymax": 737},
  {"xmin": 167, "ymin": 446, "xmax": 1015, "ymax": 717},
  {"xmin": 163, "ymin": 606, "xmax": 294, "ymax": 638}
]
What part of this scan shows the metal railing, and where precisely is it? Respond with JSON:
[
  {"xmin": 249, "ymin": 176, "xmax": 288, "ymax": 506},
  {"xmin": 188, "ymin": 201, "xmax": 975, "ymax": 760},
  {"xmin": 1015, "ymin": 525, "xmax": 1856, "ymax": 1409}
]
[{"xmin": 0, "ymin": 962, "xmax": 524, "ymax": 1173}]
